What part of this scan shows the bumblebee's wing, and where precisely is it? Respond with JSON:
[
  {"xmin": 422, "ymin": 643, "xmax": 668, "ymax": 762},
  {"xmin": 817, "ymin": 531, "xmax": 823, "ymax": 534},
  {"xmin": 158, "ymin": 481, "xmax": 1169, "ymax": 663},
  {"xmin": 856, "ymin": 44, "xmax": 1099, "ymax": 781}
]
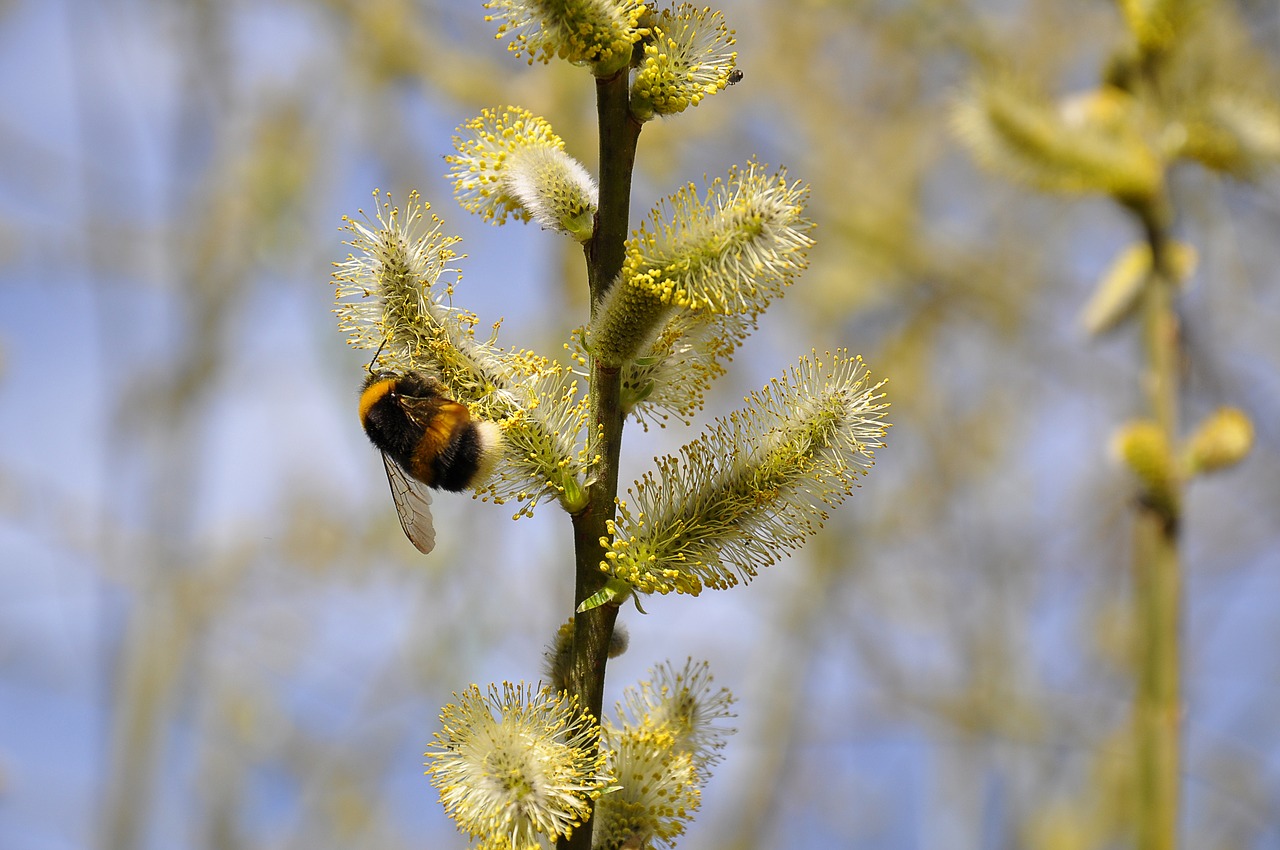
[
  {"xmin": 382, "ymin": 453, "xmax": 436, "ymax": 554},
  {"xmin": 399, "ymin": 392, "xmax": 469, "ymax": 430}
]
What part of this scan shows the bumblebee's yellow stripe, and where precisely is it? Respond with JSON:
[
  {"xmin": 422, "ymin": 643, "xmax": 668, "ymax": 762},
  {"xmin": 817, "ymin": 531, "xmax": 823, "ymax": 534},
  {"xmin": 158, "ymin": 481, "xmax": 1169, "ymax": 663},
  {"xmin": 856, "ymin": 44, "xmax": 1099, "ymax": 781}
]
[
  {"xmin": 410, "ymin": 402, "xmax": 470, "ymax": 484},
  {"xmin": 358, "ymin": 378, "xmax": 396, "ymax": 425}
]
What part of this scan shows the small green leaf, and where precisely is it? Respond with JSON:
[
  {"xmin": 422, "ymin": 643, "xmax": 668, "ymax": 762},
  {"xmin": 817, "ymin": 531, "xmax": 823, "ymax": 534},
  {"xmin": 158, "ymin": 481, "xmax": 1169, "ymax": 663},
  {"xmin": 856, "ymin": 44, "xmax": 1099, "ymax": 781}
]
[{"xmin": 577, "ymin": 577, "xmax": 635, "ymax": 613}]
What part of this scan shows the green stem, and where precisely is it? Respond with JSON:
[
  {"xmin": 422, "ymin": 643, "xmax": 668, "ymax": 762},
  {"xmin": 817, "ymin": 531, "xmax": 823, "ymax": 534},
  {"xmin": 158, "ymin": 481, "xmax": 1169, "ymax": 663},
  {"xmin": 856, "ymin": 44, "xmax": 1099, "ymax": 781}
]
[
  {"xmin": 103, "ymin": 581, "xmax": 186, "ymax": 850},
  {"xmin": 587, "ymin": 69, "xmax": 642, "ymax": 306},
  {"xmin": 561, "ymin": 67, "xmax": 642, "ymax": 850},
  {"xmin": 1131, "ymin": 196, "xmax": 1181, "ymax": 850}
]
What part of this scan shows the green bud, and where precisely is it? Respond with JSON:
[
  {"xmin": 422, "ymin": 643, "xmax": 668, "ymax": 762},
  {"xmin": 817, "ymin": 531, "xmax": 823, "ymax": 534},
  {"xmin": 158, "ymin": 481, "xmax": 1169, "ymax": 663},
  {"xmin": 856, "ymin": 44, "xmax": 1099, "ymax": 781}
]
[{"xmin": 1185, "ymin": 407, "xmax": 1253, "ymax": 476}]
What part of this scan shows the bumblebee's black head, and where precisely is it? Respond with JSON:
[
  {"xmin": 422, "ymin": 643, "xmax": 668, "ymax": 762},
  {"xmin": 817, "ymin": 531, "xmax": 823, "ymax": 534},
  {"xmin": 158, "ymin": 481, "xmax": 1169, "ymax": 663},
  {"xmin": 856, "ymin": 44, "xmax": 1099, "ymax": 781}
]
[
  {"xmin": 361, "ymin": 370, "xmax": 448, "ymax": 399},
  {"xmin": 359, "ymin": 372, "xmax": 423, "ymax": 460}
]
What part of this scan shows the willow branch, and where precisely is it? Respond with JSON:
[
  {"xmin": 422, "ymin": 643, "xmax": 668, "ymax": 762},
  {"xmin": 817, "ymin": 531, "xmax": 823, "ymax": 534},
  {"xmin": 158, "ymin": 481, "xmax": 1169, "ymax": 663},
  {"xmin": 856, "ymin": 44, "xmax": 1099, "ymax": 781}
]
[
  {"xmin": 1130, "ymin": 193, "xmax": 1182, "ymax": 850},
  {"xmin": 562, "ymin": 67, "xmax": 642, "ymax": 850}
]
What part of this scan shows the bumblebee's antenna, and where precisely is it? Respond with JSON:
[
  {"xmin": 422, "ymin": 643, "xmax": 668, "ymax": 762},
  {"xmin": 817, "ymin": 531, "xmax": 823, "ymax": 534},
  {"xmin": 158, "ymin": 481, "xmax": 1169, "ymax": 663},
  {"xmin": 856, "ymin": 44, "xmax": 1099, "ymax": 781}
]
[{"xmin": 367, "ymin": 337, "xmax": 390, "ymax": 375}]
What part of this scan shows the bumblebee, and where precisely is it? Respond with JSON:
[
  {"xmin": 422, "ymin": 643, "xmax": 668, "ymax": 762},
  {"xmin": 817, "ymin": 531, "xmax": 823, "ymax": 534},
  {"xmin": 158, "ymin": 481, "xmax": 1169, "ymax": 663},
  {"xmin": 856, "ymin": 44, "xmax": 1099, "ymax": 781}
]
[{"xmin": 358, "ymin": 370, "xmax": 503, "ymax": 553}]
